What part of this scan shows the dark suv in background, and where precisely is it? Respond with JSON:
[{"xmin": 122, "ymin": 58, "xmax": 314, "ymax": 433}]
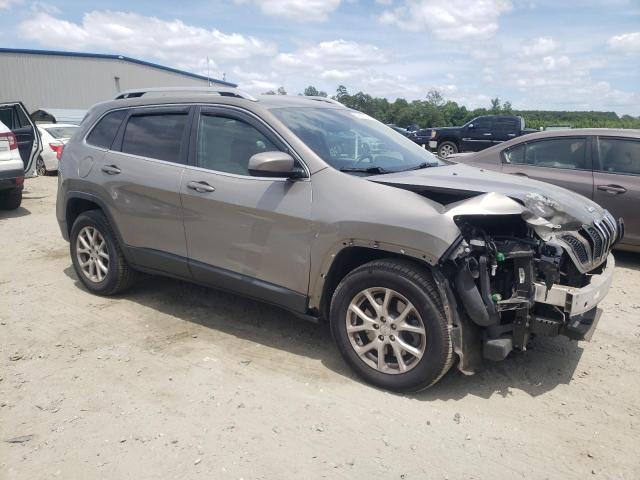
[{"xmin": 56, "ymin": 87, "xmax": 620, "ymax": 392}]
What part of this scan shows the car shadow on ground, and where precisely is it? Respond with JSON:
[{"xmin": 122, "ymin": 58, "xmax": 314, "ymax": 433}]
[
  {"xmin": 614, "ymin": 250, "xmax": 640, "ymax": 271},
  {"xmin": 64, "ymin": 266, "xmax": 590, "ymax": 400},
  {"xmin": 0, "ymin": 206, "xmax": 31, "ymax": 219}
]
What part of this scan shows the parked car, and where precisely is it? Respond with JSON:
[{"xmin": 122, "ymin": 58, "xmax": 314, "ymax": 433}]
[
  {"xmin": 386, "ymin": 124, "xmax": 411, "ymax": 137},
  {"xmin": 36, "ymin": 123, "xmax": 79, "ymax": 175},
  {"xmin": 0, "ymin": 101, "xmax": 41, "ymax": 179},
  {"xmin": 57, "ymin": 87, "xmax": 621, "ymax": 392},
  {"xmin": 454, "ymin": 129, "xmax": 639, "ymax": 252},
  {"xmin": 408, "ymin": 127, "xmax": 434, "ymax": 147},
  {"xmin": 0, "ymin": 119, "xmax": 25, "ymax": 210},
  {"xmin": 428, "ymin": 115, "xmax": 537, "ymax": 158}
]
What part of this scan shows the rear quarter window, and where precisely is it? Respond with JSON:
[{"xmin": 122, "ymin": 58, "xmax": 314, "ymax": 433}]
[{"xmin": 86, "ymin": 110, "xmax": 127, "ymax": 149}]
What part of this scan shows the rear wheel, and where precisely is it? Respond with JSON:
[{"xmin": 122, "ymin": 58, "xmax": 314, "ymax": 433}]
[
  {"xmin": 330, "ymin": 259, "xmax": 453, "ymax": 392},
  {"xmin": 437, "ymin": 141, "xmax": 458, "ymax": 158},
  {"xmin": 0, "ymin": 188, "xmax": 22, "ymax": 210},
  {"xmin": 36, "ymin": 156, "xmax": 47, "ymax": 176},
  {"xmin": 70, "ymin": 210, "xmax": 136, "ymax": 295}
]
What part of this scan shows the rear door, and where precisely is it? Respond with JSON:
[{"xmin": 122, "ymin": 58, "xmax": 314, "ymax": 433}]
[
  {"xmin": 94, "ymin": 106, "xmax": 191, "ymax": 276},
  {"xmin": 492, "ymin": 116, "xmax": 520, "ymax": 144},
  {"xmin": 0, "ymin": 102, "xmax": 42, "ymax": 176},
  {"xmin": 593, "ymin": 136, "xmax": 640, "ymax": 248},
  {"xmin": 461, "ymin": 117, "xmax": 494, "ymax": 152},
  {"xmin": 501, "ymin": 136, "xmax": 594, "ymax": 199}
]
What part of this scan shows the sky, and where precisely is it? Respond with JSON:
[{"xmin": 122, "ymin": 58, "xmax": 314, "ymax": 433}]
[{"xmin": 1, "ymin": 0, "xmax": 639, "ymax": 115}]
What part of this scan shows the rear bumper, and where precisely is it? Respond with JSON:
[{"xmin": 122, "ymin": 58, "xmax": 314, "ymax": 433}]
[{"xmin": 532, "ymin": 253, "xmax": 615, "ymax": 317}]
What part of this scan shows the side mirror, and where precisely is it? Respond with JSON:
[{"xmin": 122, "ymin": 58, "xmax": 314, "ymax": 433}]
[{"xmin": 248, "ymin": 151, "xmax": 303, "ymax": 178}]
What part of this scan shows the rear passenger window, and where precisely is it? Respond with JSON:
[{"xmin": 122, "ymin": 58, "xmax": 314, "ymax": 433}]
[
  {"xmin": 86, "ymin": 110, "xmax": 126, "ymax": 149},
  {"xmin": 597, "ymin": 138, "xmax": 640, "ymax": 175},
  {"xmin": 525, "ymin": 138, "xmax": 587, "ymax": 170},
  {"xmin": 121, "ymin": 113, "xmax": 187, "ymax": 162}
]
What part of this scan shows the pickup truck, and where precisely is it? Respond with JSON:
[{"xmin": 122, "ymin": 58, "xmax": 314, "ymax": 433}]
[{"xmin": 418, "ymin": 115, "xmax": 537, "ymax": 158}]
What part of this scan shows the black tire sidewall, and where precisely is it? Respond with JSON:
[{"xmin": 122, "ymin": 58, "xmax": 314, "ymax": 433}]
[
  {"xmin": 36, "ymin": 157, "xmax": 47, "ymax": 176},
  {"xmin": 330, "ymin": 265, "xmax": 450, "ymax": 392},
  {"xmin": 0, "ymin": 188, "xmax": 22, "ymax": 210},
  {"xmin": 70, "ymin": 212, "xmax": 120, "ymax": 294}
]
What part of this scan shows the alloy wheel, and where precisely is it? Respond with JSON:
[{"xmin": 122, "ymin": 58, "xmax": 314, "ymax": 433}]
[
  {"xmin": 345, "ymin": 287, "xmax": 427, "ymax": 374},
  {"xmin": 36, "ymin": 157, "xmax": 46, "ymax": 176},
  {"xmin": 76, "ymin": 226, "xmax": 109, "ymax": 283}
]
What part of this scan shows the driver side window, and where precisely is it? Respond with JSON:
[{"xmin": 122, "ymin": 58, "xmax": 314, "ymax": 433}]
[{"xmin": 197, "ymin": 115, "xmax": 279, "ymax": 176}]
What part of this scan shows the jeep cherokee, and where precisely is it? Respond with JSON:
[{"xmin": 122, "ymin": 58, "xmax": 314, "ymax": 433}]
[{"xmin": 56, "ymin": 87, "xmax": 621, "ymax": 392}]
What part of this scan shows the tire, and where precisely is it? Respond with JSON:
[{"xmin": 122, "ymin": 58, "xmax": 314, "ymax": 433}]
[
  {"xmin": 70, "ymin": 210, "xmax": 136, "ymax": 295},
  {"xmin": 330, "ymin": 259, "xmax": 453, "ymax": 392},
  {"xmin": 36, "ymin": 156, "xmax": 47, "ymax": 176},
  {"xmin": 0, "ymin": 188, "xmax": 22, "ymax": 210},
  {"xmin": 437, "ymin": 141, "xmax": 458, "ymax": 158}
]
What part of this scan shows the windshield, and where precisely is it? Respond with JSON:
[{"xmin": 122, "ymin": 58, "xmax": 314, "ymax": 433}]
[
  {"xmin": 45, "ymin": 126, "xmax": 78, "ymax": 139},
  {"xmin": 271, "ymin": 107, "xmax": 443, "ymax": 174}
]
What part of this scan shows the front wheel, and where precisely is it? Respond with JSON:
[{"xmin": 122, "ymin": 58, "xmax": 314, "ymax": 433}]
[
  {"xmin": 437, "ymin": 141, "xmax": 458, "ymax": 158},
  {"xmin": 330, "ymin": 259, "xmax": 453, "ymax": 392}
]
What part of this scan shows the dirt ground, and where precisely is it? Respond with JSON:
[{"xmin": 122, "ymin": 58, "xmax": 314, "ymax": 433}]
[{"xmin": 1, "ymin": 175, "xmax": 639, "ymax": 480}]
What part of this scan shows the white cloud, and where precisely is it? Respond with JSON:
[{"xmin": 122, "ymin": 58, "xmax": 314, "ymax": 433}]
[
  {"xmin": 0, "ymin": 0, "xmax": 22, "ymax": 10},
  {"xmin": 234, "ymin": 0, "xmax": 341, "ymax": 21},
  {"xmin": 380, "ymin": 0, "xmax": 512, "ymax": 40},
  {"xmin": 274, "ymin": 39, "xmax": 388, "ymax": 78},
  {"xmin": 17, "ymin": 11, "xmax": 276, "ymax": 72},
  {"xmin": 608, "ymin": 32, "xmax": 640, "ymax": 54},
  {"xmin": 522, "ymin": 36, "xmax": 559, "ymax": 57}
]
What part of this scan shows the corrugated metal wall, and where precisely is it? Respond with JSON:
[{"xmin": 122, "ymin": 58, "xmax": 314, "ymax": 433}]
[{"xmin": 0, "ymin": 52, "xmax": 221, "ymax": 113}]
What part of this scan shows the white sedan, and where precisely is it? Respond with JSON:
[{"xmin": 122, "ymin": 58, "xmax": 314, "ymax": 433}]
[{"xmin": 36, "ymin": 123, "xmax": 78, "ymax": 175}]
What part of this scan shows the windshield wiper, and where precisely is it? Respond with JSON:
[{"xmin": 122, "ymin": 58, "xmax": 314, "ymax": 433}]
[
  {"xmin": 339, "ymin": 166, "xmax": 388, "ymax": 174},
  {"xmin": 401, "ymin": 162, "xmax": 438, "ymax": 172}
]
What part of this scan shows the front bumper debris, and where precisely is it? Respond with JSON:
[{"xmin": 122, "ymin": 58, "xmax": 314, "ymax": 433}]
[{"xmin": 533, "ymin": 254, "xmax": 615, "ymax": 317}]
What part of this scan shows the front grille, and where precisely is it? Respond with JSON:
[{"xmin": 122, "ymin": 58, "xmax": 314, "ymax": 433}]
[
  {"xmin": 562, "ymin": 235, "xmax": 589, "ymax": 264},
  {"xmin": 584, "ymin": 226, "xmax": 603, "ymax": 258},
  {"xmin": 560, "ymin": 214, "xmax": 618, "ymax": 272}
]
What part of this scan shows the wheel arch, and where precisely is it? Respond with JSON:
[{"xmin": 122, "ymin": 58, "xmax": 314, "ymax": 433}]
[
  {"xmin": 314, "ymin": 244, "xmax": 438, "ymax": 322},
  {"xmin": 64, "ymin": 192, "xmax": 125, "ymax": 248}
]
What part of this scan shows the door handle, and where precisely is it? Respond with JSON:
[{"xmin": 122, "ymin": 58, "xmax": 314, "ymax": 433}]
[
  {"xmin": 483, "ymin": 133, "xmax": 492, "ymax": 136},
  {"xmin": 187, "ymin": 181, "xmax": 215, "ymax": 193},
  {"xmin": 597, "ymin": 184, "xmax": 627, "ymax": 195},
  {"xmin": 101, "ymin": 165, "xmax": 121, "ymax": 175}
]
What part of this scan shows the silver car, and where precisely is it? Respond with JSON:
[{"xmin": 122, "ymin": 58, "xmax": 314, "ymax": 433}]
[{"xmin": 56, "ymin": 88, "xmax": 622, "ymax": 391}]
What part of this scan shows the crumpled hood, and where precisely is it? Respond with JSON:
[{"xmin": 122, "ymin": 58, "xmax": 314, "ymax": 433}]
[{"xmin": 368, "ymin": 163, "xmax": 607, "ymax": 233}]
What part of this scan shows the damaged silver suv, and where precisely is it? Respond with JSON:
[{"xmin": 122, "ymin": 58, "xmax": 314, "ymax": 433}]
[{"xmin": 56, "ymin": 88, "xmax": 622, "ymax": 391}]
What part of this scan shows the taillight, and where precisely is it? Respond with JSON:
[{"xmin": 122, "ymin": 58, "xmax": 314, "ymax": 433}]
[
  {"xmin": 0, "ymin": 131, "xmax": 18, "ymax": 150},
  {"xmin": 49, "ymin": 143, "xmax": 64, "ymax": 160}
]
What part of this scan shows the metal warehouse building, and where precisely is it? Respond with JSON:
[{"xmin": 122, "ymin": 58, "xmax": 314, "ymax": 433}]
[{"xmin": 0, "ymin": 48, "xmax": 236, "ymax": 117}]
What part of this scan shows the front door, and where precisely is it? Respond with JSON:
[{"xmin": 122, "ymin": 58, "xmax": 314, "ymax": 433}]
[
  {"xmin": 180, "ymin": 107, "xmax": 313, "ymax": 311},
  {"xmin": 593, "ymin": 136, "xmax": 640, "ymax": 248},
  {"xmin": 461, "ymin": 116, "xmax": 494, "ymax": 152},
  {"xmin": 0, "ymin": 102, "xmax": 42, "ymax": 176}
]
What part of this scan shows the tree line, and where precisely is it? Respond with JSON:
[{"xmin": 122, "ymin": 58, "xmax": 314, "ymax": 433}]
[{"xmin": 263, "ymin": 85, "xmax": 640, "ymax": 130}]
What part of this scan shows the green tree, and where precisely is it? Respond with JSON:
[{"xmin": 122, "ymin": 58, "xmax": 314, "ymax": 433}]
[
  {"xmin": 277, "ymin": 86, "xmax": 287, "ymax": 95},
  {"xmin": 303, "ymin": 86, "xmax": 327, "ymax": 97}
]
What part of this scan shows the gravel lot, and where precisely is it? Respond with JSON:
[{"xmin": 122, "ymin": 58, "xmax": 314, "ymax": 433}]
[{"xmin": 1, "ymin": 175, "xmax": 639, "ymax": 479}]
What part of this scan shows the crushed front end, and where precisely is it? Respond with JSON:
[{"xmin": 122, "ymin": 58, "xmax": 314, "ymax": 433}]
[{"xmin": 441, "ymin": 192, "xmax": 623, "ymax": 365}]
